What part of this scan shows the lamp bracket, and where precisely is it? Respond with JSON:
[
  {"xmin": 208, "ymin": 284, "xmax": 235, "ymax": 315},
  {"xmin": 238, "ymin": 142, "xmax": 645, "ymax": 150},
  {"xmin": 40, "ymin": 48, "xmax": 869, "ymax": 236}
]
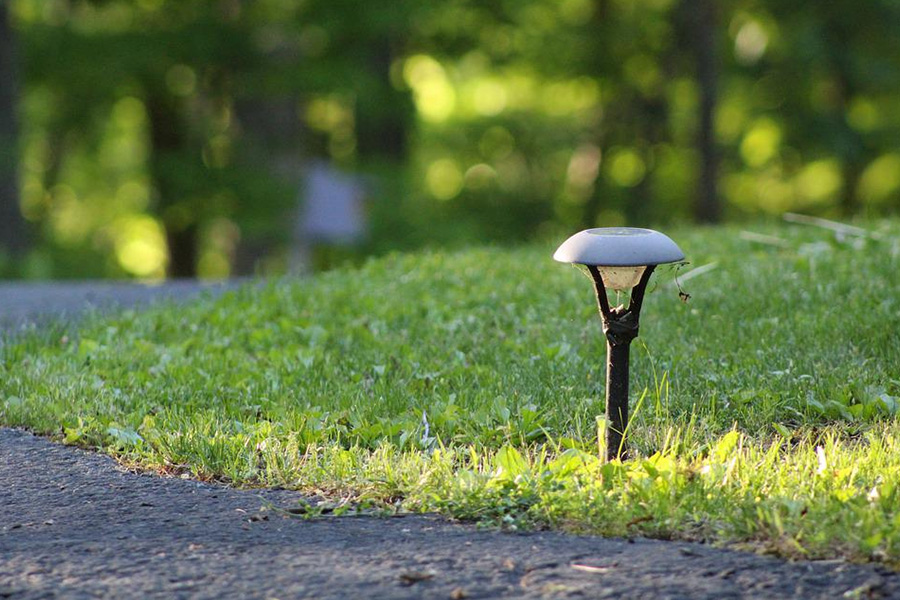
[{"xmin": 587, "ymin": 265, "xmax": 656, "ymax": 346}]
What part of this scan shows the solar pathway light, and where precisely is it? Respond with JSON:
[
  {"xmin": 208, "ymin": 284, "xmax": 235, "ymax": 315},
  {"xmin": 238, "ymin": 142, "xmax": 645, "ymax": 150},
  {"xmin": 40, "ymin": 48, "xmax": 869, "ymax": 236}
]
[{"xmin": 554, "ymin": 228, "xmax": 685, "ymax": 462}]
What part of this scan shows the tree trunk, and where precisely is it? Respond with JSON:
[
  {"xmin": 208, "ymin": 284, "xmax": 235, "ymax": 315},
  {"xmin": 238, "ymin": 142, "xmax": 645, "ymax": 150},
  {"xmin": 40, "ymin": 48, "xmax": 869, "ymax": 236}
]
[
  {"xmin": 0, "ymin": 4, "xmax": 29, "ymax": 257},
  {"xmin": 689, "ymin": 0, "xmax": 721, "ymax": 223},
  {"xmin": 829, "ymin": 53, "xmax": 864, "ymax": 216},
  {"xmin": 233, "ymin": 97, "xmax": 305, "ymax": 276},
  {"xmin": 146, "ymin": 95, "xmax": 198, "ymax": 279},
  {"xmin": 626, "ymin": 96, "xmax": 668, "ymax": 225},
  {"xmin": 165, "ymin": 224, "xmax": 199, "ymax": 279},
  {"xmin": 354, "ymin": 37, "xmax": 413, "ymax": 163}
]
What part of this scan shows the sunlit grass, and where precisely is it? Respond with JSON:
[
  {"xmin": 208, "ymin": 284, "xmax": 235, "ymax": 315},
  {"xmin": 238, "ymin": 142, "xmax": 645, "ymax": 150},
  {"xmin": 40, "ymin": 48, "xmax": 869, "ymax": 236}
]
[{"xmin": 2, "ymin": 220, "xmax": 900, "ymax": 564}]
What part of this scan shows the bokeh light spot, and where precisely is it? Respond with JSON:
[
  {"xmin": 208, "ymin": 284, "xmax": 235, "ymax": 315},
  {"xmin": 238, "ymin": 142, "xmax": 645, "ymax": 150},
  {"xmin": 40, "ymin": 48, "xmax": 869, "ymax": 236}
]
[
  {"xmin": 404, "ymin": 55, "xmax": 456, "ymax": 122},
  {"xmin": 166, "ymin": 64, "xmax": 197, "ymax": 97},
  {"xmin": 607, "ymin": 148, "xmax": 646, "ymax": 188},
  {"xmin": 426, "ymin": 159, "xmax": 463, "ymax": 201},
  {"xmin": 567, "ymin": 144, "xmax": 601, "ymax": 188},
  {"xmin": 859, "ymin": 154, "xmax": 900, "ymax": 207},
  {"xmin": 847, "ymin": 98, "xmax": 882, "ymax": 133},
  {"xmin": 473, "ymin": 80, "xmax": 508, "ymax": 116},
  {"xmin": 112, "ymin": 215, "xmax": 167, "ymax": 278},
  {"xmin": 795, "ymin": 160, "xmax": 842, "ymax": 203},
  {"xmin": 464, "ymin": 163, "xmax": 498, "ymax": 190},
  {"xmin": 740, "ymin": 118, "xmax": 781, "ymax": 167},
  {"xmin": 49, "ymin": 185, "xmax": 90, "ymax": 246},
  {"xmin": 734, "ymin": 20, "xmax": 768, "ymax": 65}
]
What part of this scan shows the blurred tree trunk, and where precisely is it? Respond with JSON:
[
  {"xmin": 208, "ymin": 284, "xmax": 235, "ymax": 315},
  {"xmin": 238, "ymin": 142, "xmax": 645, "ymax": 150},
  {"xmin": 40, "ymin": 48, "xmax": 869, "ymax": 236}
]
[
  {"xmin": 829, "ymin": 47, "xmax": 864, "ymax": 216},
  {"xmin": 233, "ymin": 97, "xmax": 305, "ymax": 275},
  {"xmin": 350, "ymin": 34, "xmax": 416, "ymax": 255},
  {"xmin": 146, "ymin": 95, "xmax": 198, "ymax": 279},
  {"xmin": 627, "ymin": 97, "xmax": 668, "ymax": 225},
  {"xmin": 355, "ymin": 37, "xmax": 413, "ymax": 163},
  {"xmin": 684, "ymin": 0, "xmax": 721, "ymax": 223},
  {"xmin": 0, "ymin": 4, "xmax": 29, "ymax": 257},
  {"xmin": 164, "ymin": 224, "xmax": 199, "ymax": 279},
  {"xmin": 840, "ymin": 161, "xmax": 862, "ymax": 216},
  {"xmin": 579, "ymin": 0, "xmax": 610, "ymax": 230}
]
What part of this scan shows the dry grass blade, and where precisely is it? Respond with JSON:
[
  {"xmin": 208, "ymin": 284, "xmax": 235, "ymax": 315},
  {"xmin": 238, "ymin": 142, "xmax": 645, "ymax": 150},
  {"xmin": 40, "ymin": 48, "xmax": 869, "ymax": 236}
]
[
  {"xmin": 739, "ymin": 230, "xmax": 792, "ymax": 248},
  {"xmin": 783, "ymin": 212, "xmax": 888, "ymax": 241},
  {"xmin": 665, "ymin": 262, "xmax": 718, "ymax": 289}
]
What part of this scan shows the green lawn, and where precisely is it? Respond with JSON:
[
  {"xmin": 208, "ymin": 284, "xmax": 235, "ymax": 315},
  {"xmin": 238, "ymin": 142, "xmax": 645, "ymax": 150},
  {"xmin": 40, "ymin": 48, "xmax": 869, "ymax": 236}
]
[{"xmin": 3, "ymin": 221, "xmax": 900, "ymax": 564}]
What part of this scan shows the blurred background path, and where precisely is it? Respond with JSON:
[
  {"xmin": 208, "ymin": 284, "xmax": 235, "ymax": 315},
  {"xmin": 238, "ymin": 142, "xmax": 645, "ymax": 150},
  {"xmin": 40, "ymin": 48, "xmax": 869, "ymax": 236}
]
[{"xmin": 0, "ymin": 279, "xmax": 238, "ymax": 328}]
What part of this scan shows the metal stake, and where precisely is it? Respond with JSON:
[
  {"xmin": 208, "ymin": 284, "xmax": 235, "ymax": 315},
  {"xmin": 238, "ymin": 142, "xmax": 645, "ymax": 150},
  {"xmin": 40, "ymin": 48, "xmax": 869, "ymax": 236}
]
[{"xmin": 587, "ymin": 265, "xmax": 655, "ymax": 461}]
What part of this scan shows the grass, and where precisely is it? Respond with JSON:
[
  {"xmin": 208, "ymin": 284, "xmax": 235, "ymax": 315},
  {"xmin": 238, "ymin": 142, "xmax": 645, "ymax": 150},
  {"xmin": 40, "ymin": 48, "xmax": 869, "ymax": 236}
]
[{"xmin": 3, "ymin": 220, "xmax": 900, "ymax": 564}]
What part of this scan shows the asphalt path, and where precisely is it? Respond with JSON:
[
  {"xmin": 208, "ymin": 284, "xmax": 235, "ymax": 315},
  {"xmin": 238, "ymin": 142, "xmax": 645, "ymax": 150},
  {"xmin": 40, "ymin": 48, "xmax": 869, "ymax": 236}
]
[{"xmin": 1, "ymin": 280, "xmax": 898, "ymax": 599}]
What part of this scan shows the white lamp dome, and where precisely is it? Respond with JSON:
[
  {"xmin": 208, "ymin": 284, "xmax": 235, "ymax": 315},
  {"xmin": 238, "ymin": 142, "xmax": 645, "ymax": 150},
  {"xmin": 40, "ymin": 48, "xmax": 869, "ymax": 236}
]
[{"xmin": 553, "ymin": 227, "xmax": 684, "ymax": 267}]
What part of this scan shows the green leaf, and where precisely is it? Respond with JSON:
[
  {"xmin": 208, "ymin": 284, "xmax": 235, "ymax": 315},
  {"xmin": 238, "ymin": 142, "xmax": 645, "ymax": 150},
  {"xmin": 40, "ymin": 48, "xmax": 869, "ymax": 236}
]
[
  {"xmin": 712, "ymin": 430, "xmax": 740, "ymax": 463},
  {"xmin": 107, "ymin": 425, "xmax": 143, "ymax": 447},
  {"xmin": 494, "ymin": 445, "xmax": 527, "ymax": 479},
  {"xmin": 773, "ymin": 423, "xmax": 792, "ymax": 438}
]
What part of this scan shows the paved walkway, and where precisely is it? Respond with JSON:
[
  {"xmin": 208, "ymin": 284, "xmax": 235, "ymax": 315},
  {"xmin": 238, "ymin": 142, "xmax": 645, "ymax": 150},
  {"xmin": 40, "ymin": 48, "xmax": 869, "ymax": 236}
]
[
  {"xmin": 0, "ymin": 280, "xmax": 238, "ymax": 328},
  {"xmin": 1, "ymin": 281, "xmax": 897, "ymax": 599}
]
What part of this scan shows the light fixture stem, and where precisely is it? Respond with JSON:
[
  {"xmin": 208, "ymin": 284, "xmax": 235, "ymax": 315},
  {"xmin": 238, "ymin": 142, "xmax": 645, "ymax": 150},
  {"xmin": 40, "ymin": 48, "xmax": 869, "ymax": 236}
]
[
  {"xmin": 586, "ymin": 265, "xmax": 656, "ymax": 461},
  {"xmin": 606, "ymin": 341, "xmax": 630, "ymax": 461},
  {"xmin": 587, "ymin": 265, "xmax": 612, "ymax": 319}
]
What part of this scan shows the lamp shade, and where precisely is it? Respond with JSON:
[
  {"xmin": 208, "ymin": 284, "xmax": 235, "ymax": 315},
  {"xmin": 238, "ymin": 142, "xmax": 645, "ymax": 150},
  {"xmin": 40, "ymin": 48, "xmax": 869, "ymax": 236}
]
[{"xmin": 553, "ymin": 227, "xmax": 684, "ymax": 267}]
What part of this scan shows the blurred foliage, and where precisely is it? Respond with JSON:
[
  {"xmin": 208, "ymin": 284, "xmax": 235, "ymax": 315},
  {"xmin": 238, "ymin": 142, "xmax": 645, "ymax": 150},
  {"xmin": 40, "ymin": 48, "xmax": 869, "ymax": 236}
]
[{"xmin": 4, "ymin": 0, "xmax": 900, "ymax": 278}]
